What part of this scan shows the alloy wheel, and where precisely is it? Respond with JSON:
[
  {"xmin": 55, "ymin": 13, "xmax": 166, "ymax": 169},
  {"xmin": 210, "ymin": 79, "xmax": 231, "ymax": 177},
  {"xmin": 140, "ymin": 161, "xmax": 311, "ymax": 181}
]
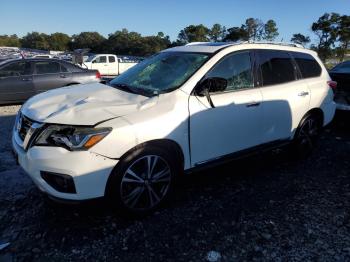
[
  {"xmin": 298, "ymin": 117, "xmax": 320, "ymax": 149},
  {"xmin": 120, "ymin": 155, "xmax": 171, "ymax": 211}
]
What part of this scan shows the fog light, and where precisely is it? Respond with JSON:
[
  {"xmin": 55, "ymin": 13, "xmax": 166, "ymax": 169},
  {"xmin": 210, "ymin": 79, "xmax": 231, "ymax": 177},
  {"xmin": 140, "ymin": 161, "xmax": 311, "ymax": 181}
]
[{"xmin": 40, "ymin": 171, "xmax": 76, "ymax": 193}]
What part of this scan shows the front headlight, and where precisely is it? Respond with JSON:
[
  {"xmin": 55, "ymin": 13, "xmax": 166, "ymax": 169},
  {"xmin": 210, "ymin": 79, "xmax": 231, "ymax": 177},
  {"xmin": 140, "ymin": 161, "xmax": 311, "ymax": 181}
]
[{"xmin": 35, "ymin": 125, "xmax": 112, "ymax": 151}]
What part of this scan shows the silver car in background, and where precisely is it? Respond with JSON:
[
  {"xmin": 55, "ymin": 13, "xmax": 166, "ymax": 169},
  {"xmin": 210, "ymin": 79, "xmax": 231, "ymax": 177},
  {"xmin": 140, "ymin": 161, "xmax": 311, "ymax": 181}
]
[{"xmin": 0, "ymin": 58, "xmax": 101, "ymax": 105}]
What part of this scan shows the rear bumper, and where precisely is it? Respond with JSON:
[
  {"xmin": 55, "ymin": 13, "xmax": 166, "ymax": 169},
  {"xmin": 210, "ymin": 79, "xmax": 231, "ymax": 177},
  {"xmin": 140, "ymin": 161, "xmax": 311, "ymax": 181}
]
[
  {"xmin": 322, "ymin": 101, "xmax": 337, "ymax": 126},
  {"xmin": 12, "ymin": 132, "xmax": 118, "ymax": 201}
]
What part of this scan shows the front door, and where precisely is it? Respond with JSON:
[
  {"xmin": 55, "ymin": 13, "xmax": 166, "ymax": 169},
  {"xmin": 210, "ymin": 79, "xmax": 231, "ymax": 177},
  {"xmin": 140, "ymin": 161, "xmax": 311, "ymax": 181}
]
[
  {"xmin": 91, "ymin": 55, "xmax": 108, "ymax": 75},
  {"xmin": 189, "ymin": 51, "xmax": 263, "ymax": 166},
  {"xmin": 0, "ymin": 61, "xmax": 34, "ymax": 103}
]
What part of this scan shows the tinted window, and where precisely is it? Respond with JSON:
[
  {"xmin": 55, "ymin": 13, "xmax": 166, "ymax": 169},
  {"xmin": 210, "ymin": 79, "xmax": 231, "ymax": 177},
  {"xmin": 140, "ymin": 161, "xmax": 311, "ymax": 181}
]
[
  {"xmin": 292, "ymin": 52, "xmax": 321, "ymax": 78},
  {"xmin": 258, "ymin": 50, "xmax": 296, "ymax": 86},
  {"xmin": 0, "ymin": 62, "xmax": 31, "ymax": 78},
  {"xmin": 95, "ymin": 56, "xmax": 107, "ymax": 63},
  {"xmin": 35, "ymin": 61, "xmax": 61, "ymax": 74},
  {"xmin": 109, "ymin": 56, "xmax": 116, "ymax": 63},
  {"xmin": 207, "ymin": 51, "xmax": 254, "ymax": 91}
]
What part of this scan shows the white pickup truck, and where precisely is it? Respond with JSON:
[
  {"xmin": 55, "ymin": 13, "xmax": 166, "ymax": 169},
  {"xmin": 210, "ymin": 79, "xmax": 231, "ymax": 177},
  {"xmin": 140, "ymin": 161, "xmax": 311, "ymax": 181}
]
[{"xmin": 82, "ymin": 54, "xmax": 138, "ymax": 76}]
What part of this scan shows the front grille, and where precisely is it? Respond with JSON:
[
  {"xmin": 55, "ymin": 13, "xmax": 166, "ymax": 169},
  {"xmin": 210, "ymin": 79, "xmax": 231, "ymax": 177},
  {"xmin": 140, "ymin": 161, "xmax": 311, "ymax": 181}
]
[{"xmin": 18, "ymin": 114, "xmax": 34, "ymax": 141}]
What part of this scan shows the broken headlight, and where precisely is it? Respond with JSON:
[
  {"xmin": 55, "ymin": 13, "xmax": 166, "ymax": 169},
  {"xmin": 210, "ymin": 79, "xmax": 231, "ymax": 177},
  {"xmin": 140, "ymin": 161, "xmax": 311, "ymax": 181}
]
[{"xmin": 35, "ymin": 125, "xmax": 112, "ymax": 151}]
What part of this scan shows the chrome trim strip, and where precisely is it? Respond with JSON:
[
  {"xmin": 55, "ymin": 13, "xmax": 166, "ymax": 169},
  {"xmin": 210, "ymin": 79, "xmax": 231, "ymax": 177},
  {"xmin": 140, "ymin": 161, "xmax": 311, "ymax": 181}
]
[{"xmin": 23, "ymin": 122, "xmax": 44, "ymax": 150}]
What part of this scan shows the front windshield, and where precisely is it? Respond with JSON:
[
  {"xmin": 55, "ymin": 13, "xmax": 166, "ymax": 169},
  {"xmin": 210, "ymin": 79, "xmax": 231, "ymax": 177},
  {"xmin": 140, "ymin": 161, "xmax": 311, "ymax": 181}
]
[{"xmin": 109, "ymin": 52, "xmax": 209, "ymax": 96}]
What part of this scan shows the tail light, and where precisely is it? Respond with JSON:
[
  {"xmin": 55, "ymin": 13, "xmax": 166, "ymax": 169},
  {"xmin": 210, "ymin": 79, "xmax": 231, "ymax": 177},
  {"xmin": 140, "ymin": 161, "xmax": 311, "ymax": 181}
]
[
  {"xmin": 327, "ymin": 80, "xmax": 337, "ymax": 90},
  {"xmin": 96, "ymin": 71, "xmax": 101, "ymax": 79}
]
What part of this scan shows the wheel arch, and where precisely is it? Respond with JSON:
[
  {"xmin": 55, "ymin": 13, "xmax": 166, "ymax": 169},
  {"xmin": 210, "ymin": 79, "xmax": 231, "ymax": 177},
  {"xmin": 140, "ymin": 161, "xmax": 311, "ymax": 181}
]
[
  {"xmin": 293, "ymin": 107, "xmax": 324, "ymax": 139},
  {"xmin": 104, "ymin": 138, "xmax": 185, "ymax": 196}
]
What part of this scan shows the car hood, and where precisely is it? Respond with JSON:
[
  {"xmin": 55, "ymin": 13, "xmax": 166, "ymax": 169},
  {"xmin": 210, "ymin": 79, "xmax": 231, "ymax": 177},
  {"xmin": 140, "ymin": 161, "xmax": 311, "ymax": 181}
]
[{"xmin": 21, "ymin": 83, "xmax": 157, "ymax": 126}]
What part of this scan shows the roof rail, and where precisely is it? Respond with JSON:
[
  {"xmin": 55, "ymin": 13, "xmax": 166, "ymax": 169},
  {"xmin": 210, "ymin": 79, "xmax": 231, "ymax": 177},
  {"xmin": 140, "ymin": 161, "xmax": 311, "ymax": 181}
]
[
  {"xmin": 246, "ymin": 41, "xmax": 305, "ymax": 48},
  {"xmin": 184, "ymin": 41, "xmax": 305, "ymax": 48},
  {"xmin": 185, "ymin": 42, "xmax": 209, "ymax": 46}
]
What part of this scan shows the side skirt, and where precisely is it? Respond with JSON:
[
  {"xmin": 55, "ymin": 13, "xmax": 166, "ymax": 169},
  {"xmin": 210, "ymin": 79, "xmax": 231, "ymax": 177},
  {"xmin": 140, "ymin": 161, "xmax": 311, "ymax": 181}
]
[{"xmin": 185, "ymin": 139, "xmax": 291, "ymax": 174}]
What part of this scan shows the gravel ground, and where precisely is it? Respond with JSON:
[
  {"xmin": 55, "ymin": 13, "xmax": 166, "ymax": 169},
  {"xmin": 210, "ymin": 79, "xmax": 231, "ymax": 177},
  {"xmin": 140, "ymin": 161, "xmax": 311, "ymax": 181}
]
[
  {"xmin": 0, "ymin": 105, "xmax": 349, "ymax": 262},
  {"xmin": 0, "ymin": 105, "xmax": 20, "ymax": 172}
]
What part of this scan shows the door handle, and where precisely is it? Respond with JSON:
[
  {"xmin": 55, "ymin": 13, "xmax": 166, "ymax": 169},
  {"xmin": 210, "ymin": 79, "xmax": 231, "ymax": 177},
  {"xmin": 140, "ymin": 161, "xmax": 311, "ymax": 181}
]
[
  {"xmin": 246, "ymin": 102, "xmax": 260, "ymax": 107},
  {"xmin": 21, "ymin": 78, "xmax": 31, "ymax": 81},
  {"xmin": 60, "ymin": 74, "xmax": 67, "ymax": 78},
  {"xmin": 298, "ymin": 91, "xmax": 309, "ymax": 97}
]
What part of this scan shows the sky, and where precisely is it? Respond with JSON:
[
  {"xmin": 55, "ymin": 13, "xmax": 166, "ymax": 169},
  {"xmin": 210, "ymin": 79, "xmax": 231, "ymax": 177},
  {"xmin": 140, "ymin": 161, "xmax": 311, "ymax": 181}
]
[{"xmin": 1, "ymin": 0, "xmax": 349, "ymax": 44}]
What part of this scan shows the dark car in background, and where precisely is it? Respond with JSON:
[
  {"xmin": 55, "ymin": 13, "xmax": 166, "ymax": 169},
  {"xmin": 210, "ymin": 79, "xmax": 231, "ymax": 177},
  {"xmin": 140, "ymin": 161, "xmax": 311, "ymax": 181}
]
[
  {"xmin": 329, "ymin": 60, "xmax": 350, "ymax": 110},
  {"xmin": 0, "ymin": 58, "xmax": 101, "ymax": 105}
]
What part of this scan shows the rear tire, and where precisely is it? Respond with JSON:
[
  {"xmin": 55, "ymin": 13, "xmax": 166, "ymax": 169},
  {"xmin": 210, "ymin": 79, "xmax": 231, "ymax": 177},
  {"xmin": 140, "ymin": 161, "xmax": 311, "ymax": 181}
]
[
  {"xmin": 291, "ymin": 114, "xmax": 323, "ymax": 158},
  {"xmin": 106, "ymin": 144, "xmax": 180, "ymax": 217}
]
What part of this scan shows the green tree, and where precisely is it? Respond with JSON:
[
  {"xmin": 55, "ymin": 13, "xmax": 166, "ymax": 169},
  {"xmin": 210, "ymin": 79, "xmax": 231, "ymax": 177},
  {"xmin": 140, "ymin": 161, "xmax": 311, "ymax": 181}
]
[
  {"xmin": 311, "ymin": 13, "xmax": 339, "ymax": 61},
  {"xmin": 242, "ymin": 18, "xmax": 264, "ymax": 41},
  {"xmin": 263, "ymin": 19, "xmax": 279, "ymax": 41},
  {"xmin": 48, "ymin": 33, "xmax": 71, "ymax": 51},
  {"xmin": 104, "ymin": 29, "xmax": 142, "ymax": 55},
  {"xmin": 70, "ymin": 32, "xmax": 106, "ymax": 52},
  {"xmin": 178, "ymin": 24, "xmax": 210, "ymax": 44},
  {"xmin": 0, "ymin": 34, "xmax": 21, "ymax": 47},
  {"xmin": 21, "ymin": 32, "xmax": 50, "ymax": 50},
  {"xmin": 337, "ymin": 15, "xmax": 350, "ymax": 61},
  {"xmin": 209, "ymin": 23, "xmax": 226, "ymax": 42},
  {"xmin": 290, "ymin": 33, "xmax": 311, "ymax": 47},
  {"xmin": 224, "ymin": 27, "xmax": 248, "ymax": 42}
]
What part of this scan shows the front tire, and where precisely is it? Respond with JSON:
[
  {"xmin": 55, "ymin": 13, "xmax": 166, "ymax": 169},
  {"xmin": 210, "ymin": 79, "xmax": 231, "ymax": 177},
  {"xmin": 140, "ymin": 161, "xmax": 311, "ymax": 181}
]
[{"xmin": 106, "ymin": 145, "xmax": 179, "ymax": 216}]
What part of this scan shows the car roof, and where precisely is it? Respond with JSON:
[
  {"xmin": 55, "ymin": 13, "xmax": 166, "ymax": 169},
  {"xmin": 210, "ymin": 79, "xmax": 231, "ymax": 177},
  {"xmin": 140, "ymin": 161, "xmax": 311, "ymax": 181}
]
[
  {"xmin": 164, "ymin": 41, "xmax": 316, "ymax": 55},
  {"xmin": 0, "ymin": 58, "xmax": 75, "ymax": 67}
]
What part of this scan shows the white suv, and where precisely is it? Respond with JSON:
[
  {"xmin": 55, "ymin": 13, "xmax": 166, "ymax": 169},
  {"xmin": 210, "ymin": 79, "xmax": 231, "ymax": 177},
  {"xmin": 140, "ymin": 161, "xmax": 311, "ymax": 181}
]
[{"xmin": 12, "ymin": 42, "xmax": 336, "ymax": 215}]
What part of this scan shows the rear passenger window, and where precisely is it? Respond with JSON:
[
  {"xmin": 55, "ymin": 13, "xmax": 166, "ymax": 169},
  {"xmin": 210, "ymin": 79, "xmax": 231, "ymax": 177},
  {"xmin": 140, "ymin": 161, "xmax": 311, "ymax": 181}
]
[
  {"xmin": 258, "ymin": 50, "xmax": 296, "ymax": 86},
  {"xmin": 109, "ymin": 56, "xmax": 116, "ymax": 63},
  {"xmin": 35, "ymin": 62, "xmax": 60, "ymax": 74},
  {"xmin": 292, "ymin": 52, "xmax": 321, "ymax": 78},
  {"xmin": 207, "ymin": 51, "xmax": 254, "ymax": 92}
]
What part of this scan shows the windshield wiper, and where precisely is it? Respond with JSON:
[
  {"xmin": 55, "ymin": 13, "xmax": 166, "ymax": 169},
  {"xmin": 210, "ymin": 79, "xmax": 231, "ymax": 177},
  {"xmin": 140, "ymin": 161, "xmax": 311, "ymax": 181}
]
[
  {"xmin": 110, "ymin": 83, "xmax": 138, "ymax": 94},
  {"xmin": 110, "ymin": 83, "xmax": 157, "ymax": 97}
]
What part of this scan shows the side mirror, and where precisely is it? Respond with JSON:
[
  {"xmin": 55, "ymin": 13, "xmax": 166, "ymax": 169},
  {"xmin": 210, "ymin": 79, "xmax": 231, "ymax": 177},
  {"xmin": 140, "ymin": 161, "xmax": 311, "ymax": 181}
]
[
  {"xmin": 196, "ymin": 77, "xmax": 227, "ymax": 96},
  {"xmin": 92, "ymin": 60, "xmax": 97, "ymax": 63}
]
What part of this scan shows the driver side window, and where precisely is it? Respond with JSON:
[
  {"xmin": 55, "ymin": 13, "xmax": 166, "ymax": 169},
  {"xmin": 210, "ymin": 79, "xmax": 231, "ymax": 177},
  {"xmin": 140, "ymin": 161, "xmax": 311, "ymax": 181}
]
[
  {"xmin": 0, "ymin": 62, "xmax": 31, "ymax": 78},
  {"xmin": 94, "ymin": 56, "xmax": 107, "ymax": 63},
  {"xmin": 207, "ymin": 51, "xmax": 254, "ymax": 92}
]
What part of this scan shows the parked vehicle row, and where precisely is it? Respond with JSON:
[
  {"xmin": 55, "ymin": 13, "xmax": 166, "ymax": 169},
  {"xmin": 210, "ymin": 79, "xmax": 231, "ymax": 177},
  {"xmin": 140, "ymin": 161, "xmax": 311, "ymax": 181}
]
[
  {"xmin": 12, "ymin": 42, "xmax": 336, "ymax": 216},
  {"xmin": 0, "ymin": 58, "xmax": 101, "ymax": 105}
]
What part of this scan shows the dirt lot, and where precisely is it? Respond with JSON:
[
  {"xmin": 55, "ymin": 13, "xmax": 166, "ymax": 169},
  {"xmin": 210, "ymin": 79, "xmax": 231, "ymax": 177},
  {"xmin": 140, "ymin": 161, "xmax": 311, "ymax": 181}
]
[{"xmin": 0, "ymin": 106, "xmax": 349, "ymax": 262}]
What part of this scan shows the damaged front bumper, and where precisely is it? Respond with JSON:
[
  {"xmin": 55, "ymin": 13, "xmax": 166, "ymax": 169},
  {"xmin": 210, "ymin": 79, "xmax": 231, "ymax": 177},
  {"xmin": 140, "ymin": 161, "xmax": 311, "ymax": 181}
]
[{"xmin": 12, "ymin": 132, "xmax": 118, "ymax": 201}]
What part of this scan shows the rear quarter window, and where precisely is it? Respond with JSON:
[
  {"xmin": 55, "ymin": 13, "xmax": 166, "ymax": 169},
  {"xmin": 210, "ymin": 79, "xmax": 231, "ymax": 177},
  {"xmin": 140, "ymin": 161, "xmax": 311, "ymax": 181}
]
[
  {"xmin": 257, "ymin": 50, "xmax": 296, "ymax": 86},
  {"xmin": 291, "ymin": 52, "xmax": 321, "ymax": 78}
]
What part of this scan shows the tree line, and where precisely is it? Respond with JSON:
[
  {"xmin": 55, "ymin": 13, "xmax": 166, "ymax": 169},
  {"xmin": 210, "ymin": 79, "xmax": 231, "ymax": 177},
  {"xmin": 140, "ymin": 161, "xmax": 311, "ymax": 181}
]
[{"xmin": 0, "ymin": 13, "xmax": 349, "ymax": 61}]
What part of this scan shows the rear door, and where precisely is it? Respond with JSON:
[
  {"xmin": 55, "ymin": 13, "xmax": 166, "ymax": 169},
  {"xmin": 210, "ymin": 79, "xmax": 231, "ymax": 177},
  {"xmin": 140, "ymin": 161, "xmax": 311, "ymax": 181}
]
[
  {"xmin": 108, "ymin": 55, "xmax": 118, "ymax": 75},
  {"xmin": 33, "ymin": 60, "xmax": 71, "ymax": 93},
  {"xmin": 256, "ymin": 49, "xmax": 310, "ymax": 142},
  {"xmin": 91, "ymin": 55, "xmax": 108, "ymax": 75},
  {"xmin": 0, "ymin": 61, "xmax": 34, "ymax": 103}
]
